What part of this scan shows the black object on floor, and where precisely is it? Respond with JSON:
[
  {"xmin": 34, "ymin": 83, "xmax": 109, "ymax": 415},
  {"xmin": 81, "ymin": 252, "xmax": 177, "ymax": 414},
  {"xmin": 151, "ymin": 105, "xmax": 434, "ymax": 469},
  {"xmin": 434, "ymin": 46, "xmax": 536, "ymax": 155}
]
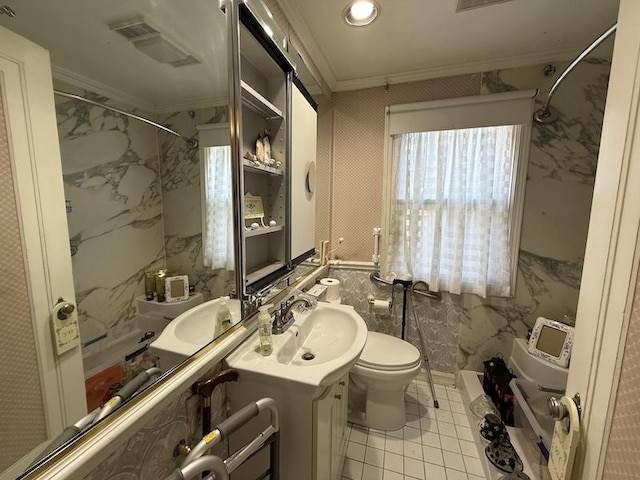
[{"xmin": 485, "ymin": 435, "xmax": 524, "ymax": 473}]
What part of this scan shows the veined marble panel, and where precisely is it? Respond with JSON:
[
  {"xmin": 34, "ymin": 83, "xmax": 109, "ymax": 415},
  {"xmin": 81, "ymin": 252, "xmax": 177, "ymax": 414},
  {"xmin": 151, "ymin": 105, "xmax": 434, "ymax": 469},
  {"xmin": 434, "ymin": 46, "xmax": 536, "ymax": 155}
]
[
  {"xmin": 157, "ymin": 106, "xmax": 234, "ymax": 301},
  {"xmin": 56, "ymin": 84, "xmax": 166, "ymax": 353}
]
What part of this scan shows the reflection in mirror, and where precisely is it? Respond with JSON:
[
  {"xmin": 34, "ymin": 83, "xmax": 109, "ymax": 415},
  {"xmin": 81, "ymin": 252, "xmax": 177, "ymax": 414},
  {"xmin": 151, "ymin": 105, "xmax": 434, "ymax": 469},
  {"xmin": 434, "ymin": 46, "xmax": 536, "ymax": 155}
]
[{"xmin": 0, "ymin": 0, "xmax": 235, "ymax": 477}]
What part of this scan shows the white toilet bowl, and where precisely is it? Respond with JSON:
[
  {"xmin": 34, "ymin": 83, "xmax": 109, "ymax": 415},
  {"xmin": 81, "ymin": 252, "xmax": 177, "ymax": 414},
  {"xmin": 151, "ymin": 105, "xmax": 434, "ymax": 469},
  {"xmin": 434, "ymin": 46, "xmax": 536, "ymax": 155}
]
[{"xmin": 349, "ymin": 331, "xmax": 422, "ymax": 431}]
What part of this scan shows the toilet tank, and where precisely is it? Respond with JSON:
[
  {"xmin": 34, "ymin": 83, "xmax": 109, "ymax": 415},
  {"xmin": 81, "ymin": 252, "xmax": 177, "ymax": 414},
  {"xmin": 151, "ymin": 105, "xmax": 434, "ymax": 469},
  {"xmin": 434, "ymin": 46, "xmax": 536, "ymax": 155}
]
[{"xmin": 508, "ymin": 338, "xmax": 569, "ymax": 391}]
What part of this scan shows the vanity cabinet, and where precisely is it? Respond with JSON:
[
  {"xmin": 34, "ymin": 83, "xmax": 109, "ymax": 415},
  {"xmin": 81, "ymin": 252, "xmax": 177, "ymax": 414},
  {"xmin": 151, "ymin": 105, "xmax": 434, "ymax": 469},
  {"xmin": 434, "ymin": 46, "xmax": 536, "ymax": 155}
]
[
  {"xmin": 226, "ymin": 371, "xmax": 349, "ymax": 480},
  {"xmin": 314, "ymin": 374, "xmax": 349, "ymax": 480},
  {"xmin": 228, "ymin": 0, "xmax": 318, "ymax": 299}
]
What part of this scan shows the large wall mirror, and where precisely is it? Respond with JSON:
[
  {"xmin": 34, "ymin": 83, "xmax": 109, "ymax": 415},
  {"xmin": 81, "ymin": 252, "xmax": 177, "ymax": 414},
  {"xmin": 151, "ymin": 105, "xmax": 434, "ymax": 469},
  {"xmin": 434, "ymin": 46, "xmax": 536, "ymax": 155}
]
[{"xmin": 0, "ymin": 1, "xmax": 242, "ymax": 478}]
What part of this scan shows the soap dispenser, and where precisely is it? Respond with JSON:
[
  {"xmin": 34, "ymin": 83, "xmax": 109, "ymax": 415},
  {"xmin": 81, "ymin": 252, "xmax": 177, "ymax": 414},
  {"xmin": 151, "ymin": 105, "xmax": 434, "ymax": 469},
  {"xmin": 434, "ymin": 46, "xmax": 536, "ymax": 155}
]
[
  {"xmin": 217, "ymin": 296, "xmax": 233, "ymax": 331},
  {"xmin": 257, "ymin": 305, "xmax": 273, "ymax": 356}
]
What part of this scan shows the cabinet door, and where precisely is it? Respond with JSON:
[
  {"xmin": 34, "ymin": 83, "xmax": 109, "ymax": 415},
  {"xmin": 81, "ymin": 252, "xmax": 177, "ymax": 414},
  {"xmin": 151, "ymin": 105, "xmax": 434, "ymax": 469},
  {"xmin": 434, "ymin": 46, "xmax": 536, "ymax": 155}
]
[
  {"xmin": 229, "ymin": 0, "xmax": 295, "ymax": 297},
  {"xmin": 333, "ymin": 375, "xmax": 349, "ymax": 480},
  {"xmin": 314, "ymin": 384, "xmax": 335, "ymax": 480},
  {"xmin": 290, "ymin": 81, "xmax": 317, "ymax": 264}
]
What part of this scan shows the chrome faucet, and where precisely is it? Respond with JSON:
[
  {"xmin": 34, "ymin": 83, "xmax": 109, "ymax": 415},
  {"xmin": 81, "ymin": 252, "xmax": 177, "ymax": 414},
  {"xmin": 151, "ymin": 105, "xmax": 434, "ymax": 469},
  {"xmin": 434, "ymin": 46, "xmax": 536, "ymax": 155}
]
[{"xmin": 272, "ymin": 296, "xmax": 316, "ymax": 334}]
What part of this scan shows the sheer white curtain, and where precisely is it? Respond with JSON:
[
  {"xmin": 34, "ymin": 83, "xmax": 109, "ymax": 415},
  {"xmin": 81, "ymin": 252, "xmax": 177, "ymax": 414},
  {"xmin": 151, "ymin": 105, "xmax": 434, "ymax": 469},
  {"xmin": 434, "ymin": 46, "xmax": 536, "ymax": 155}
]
[
  {"xmin": 386, "ymin": 125, "xmax": 521, "ymax": 297},
  {"xmin": 202, "ymin": 146, "xmax": 234, "ymax": 270}
]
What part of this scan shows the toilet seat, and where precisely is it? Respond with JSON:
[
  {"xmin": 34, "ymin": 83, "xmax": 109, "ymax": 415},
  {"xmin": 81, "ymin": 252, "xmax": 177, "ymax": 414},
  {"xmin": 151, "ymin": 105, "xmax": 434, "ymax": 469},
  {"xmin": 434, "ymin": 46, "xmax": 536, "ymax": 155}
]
[{"xmin": 356, "ymin": 332, "xmax": 421, "ymax": 371}]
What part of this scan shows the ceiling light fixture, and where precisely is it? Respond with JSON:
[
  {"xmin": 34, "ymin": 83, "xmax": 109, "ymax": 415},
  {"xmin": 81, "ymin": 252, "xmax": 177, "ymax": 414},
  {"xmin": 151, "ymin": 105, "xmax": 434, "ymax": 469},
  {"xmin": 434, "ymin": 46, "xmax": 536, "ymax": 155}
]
[{"xmin": 343, "ymin": 1, "xmax": 379, "ymax": 27}]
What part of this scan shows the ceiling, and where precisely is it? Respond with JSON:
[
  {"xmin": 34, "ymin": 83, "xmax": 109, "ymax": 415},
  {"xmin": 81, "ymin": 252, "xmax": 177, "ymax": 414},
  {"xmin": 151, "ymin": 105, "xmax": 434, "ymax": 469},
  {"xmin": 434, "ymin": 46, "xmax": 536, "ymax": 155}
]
[
  {"xmin": 0, "ymin": 0, "xmax": 230, "ymax": 112},
  {"xmin": 0, "ymin": 0, "xmax": 619, "ymax": 110},
  {"xmin": 276, "ymin": 0, "xmax": 620, "ymax": 92}
]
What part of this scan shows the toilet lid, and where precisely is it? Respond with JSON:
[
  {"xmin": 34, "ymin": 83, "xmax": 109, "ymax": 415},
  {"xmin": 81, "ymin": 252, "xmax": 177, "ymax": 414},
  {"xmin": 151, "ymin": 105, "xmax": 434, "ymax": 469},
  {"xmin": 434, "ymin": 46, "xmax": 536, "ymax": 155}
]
[{"xmin": 356, "ymin": 332, "xmax": 421, "ymax": 371}]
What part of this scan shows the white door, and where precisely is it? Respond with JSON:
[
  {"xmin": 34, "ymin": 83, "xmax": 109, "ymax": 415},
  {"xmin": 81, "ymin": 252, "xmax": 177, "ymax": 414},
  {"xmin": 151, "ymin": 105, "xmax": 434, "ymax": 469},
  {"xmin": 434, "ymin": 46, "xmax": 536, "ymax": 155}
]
[
  {"xmin": 0, "ymin": 26, "xmax": 85, "ymax": 479},
  {"xmin": 560, "ymin": 1, "xmax": 640, "ymax": 478}
]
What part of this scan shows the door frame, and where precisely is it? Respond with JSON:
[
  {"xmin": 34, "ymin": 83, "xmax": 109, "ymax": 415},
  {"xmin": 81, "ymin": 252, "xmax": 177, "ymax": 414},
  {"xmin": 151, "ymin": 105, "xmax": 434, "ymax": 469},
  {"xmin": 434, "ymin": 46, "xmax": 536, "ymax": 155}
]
[
  {"xmin": 0, "ymin": 26, "xmax": 85, "ymax": 479},
  {"xmin": 565, "ymin": 0, "xmax": 640, "ymax": 477}
]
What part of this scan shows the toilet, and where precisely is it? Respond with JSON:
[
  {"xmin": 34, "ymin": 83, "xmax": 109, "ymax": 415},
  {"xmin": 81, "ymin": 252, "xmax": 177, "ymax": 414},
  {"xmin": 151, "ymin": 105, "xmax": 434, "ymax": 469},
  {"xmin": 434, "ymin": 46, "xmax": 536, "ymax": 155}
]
[{"xmin": 348, "ymin": 331, "xmax": 422, "ymax": 431}]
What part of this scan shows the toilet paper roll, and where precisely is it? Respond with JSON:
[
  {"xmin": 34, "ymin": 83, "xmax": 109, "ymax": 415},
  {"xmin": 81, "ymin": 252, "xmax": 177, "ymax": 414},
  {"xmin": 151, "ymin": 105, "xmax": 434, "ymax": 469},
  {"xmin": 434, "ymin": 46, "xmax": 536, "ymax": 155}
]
[
  {"xmin": 320, "ymin": 278, "xmax": 341, "ymax": 302},
  {"xmin": 371, "ymin": 299, "xmax": 391, "ymax": 314}
]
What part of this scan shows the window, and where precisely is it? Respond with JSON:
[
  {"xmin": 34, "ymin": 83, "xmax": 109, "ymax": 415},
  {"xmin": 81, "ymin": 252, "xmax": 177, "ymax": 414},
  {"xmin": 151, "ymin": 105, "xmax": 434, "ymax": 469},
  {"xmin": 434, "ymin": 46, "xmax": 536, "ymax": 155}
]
[
  {"xmin": 383, "ymin": 91, "xmax": 534, "ymax": 297},
  {"xmin": 197, "ymin": 123, "xmax": 234, "ymax": 271},
  {"xmin": 202, "ymin": 145, "xmax": 234, "ymax": 270}
]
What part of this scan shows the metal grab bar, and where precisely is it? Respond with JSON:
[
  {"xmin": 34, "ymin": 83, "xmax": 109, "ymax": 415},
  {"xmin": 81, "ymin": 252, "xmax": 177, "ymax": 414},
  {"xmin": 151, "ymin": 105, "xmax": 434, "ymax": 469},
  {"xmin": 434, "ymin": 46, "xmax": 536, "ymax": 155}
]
[{"xmin": 369, "ymin": 272, "xmax": 441, "ymax": 300}]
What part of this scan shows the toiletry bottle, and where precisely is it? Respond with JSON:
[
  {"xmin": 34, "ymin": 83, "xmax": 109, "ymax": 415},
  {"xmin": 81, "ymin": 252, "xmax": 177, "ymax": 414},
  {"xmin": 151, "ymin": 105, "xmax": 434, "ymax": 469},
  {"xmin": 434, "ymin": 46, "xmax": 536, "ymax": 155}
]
[
  {"xmin": 257, "ymin": 305, "xmax": 273, "ymax": 356},
  {"xmin": 218, "ymin": 296, "xmax": 233, "ymax": 331}
]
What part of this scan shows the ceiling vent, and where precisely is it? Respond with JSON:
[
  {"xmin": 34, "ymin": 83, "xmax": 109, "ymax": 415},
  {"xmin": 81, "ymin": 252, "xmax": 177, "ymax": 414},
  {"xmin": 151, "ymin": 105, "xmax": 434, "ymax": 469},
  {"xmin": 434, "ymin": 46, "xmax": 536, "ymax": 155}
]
[
  {"xmin": 108, "ymin": 16, "xmax": 201, "ymax": 68},
  {"xmin": 456, "ymin": 0, "xmax": 513, "ymax": 12},
  {"xmin": 109, "ymin": 16, "xmax": 159, "ymax": 40}
]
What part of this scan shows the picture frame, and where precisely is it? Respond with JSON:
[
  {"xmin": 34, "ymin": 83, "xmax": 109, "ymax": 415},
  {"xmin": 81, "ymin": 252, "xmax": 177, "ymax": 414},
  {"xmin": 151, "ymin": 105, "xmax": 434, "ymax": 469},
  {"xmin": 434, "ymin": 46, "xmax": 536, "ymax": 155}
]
[
  {"xmin": 527, "ymin": 317, "xmax": 574, "ymax": 368},
  {"xmin": 244, "ymin": 193, "xmax": 265, "ymax": 220},
  {"xmin": 164, "ymin": 275, "xmax": 189, "ymax": 303}
]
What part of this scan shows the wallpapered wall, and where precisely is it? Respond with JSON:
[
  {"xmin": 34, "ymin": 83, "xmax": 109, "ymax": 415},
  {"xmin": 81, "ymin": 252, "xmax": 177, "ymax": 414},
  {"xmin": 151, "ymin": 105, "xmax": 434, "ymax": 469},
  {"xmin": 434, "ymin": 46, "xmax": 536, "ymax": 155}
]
[
  {"xmin": 323, "ymin": 59, "xmax": 610, "ymax": 373},
  {"xmin": 0, "ymin": 84, "xmax": 48, "ymax": 472},
  {"xmin": 604, "ymin": 261, "xmax": 640, "ymax": 477}
]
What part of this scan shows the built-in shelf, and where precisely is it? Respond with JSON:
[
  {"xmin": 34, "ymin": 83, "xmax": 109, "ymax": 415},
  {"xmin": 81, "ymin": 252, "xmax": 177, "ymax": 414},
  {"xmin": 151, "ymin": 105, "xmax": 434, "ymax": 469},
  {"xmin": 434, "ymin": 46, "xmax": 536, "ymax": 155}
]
[
  {"xmin": 243, "ymin": 159, "xmax": 283, "ymax": 176},
  {"xmin": 241, "ymin": 80, "xmax": 283, "ymax": 118},
  {"xmin": 245, "ymin": 225, "xmax": 284, "ymax": 238},
  {"xmin": 246, "ymin": 261, "xmax": 286, "ymax": 285}
]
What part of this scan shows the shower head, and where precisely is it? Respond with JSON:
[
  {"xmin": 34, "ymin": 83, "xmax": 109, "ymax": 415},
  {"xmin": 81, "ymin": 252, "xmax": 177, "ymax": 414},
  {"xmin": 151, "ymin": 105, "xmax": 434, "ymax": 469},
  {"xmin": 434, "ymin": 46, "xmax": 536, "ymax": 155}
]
[{"xmin": 534, "ymin": 105, "xmax": 559, "ymax": 124}]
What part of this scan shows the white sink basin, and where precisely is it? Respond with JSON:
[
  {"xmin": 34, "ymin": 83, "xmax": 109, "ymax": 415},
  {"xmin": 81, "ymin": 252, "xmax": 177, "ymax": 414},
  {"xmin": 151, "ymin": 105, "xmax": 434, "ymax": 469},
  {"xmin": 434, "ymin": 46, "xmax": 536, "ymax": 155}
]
[
  {"xmin": 150, "ymin": 297, "xmax": 242, "ymax": 369},
  {"xmin": 226, "ymin": 302, "xmax": 367, "ymax": 387}
]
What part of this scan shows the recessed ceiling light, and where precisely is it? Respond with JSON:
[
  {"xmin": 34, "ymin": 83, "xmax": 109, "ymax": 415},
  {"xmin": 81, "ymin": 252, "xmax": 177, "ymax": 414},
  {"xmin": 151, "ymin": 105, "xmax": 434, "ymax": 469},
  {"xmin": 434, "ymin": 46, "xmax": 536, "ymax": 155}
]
[{"xmin": 343, "ymin": 1, "xmax": 379, "ymax": 27}]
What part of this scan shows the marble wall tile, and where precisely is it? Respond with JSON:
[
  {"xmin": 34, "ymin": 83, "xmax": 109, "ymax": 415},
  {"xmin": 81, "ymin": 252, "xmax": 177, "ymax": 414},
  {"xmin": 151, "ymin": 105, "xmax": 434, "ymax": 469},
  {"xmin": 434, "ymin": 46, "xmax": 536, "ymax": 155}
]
[
  {"xmin": 157, "ymin": 107, "xmax": 236, "ymax": 301},
  {"xmin": 55, "ymin": 82, "xmax": 166, "ymax": 353}
]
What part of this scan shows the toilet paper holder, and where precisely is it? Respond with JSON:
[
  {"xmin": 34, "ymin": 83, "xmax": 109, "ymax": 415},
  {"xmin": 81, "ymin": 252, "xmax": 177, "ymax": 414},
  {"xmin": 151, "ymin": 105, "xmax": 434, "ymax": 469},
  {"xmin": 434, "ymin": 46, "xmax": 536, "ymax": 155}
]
[{"xmin": 367, "ymin": 295, "xmax": 391, "ymax": 313}]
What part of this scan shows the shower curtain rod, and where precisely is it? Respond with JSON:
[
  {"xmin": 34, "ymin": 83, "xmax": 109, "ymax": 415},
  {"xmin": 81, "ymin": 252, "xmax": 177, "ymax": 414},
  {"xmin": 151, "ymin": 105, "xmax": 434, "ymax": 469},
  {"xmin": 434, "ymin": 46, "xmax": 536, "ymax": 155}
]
[
  {"xmin": 534, "ymin": 23, "xmax": 617, "ymax": 123},
  {"xmin": 53, "ymin": 90, "xmax": 199, "ymax": 148}
]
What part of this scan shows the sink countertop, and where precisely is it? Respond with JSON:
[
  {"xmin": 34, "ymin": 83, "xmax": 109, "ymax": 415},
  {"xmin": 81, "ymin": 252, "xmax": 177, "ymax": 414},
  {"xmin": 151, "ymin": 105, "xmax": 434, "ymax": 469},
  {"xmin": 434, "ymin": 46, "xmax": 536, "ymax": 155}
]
[{"xmin": 226, "ymin": 302, "xmax": 367, "ymax": 389}]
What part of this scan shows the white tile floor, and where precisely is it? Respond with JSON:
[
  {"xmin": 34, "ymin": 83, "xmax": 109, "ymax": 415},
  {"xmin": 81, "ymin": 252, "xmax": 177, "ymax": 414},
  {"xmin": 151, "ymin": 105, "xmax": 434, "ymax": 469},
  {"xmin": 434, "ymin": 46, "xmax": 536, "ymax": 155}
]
[{"xmin": 342, "ymin": 375, "xmax": 487, "ymax": 480}]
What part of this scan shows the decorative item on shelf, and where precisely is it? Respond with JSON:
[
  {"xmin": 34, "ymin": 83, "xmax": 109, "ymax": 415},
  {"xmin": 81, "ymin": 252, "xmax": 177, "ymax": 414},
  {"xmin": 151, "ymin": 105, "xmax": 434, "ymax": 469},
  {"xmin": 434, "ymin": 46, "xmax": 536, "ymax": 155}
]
[
  {"xmin": 243, "ymin": 150, "xmax": 258, "ymax": 164},
  {"xmin": 165, "ymin": 275, "xmax": 189, "ymax": 303},
  {"xmin": 255, "ymin": 135, "xmax": 265, "ymax": 164},
  {"xmin": 479, "ymin": 413, "xmax": 507, "ymax": 442},
  {"xmin": 244, "ymin": 193, "xmax": 268, "ymax": 229},
  {"xmin": 144, "ymin": 272, "xmax": 156, "ymax": 300},
  {"xmin": 269, "ymin": 220, "xmax": 277, "ymax": 227},
  {"xmin": 262, "ymin": 130, "xmax": 273, "ymax": 166},
  {"xmin": 155, "ymin": 269, "xmax": 168, "ymax": 302}
]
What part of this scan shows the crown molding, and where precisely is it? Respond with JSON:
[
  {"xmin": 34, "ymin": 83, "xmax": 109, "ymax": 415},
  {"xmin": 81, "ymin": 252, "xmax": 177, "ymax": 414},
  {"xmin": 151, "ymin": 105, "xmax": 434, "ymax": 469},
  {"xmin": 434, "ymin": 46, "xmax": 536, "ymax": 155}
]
[
  {"xmin": 51, "ymin": 65, "xmax": 155, "ymax": 113},
  {"xmin": 275, "ymin": 0, "xmax": 337, "ymax": 91},
  {"xmin": 332, "ymin": 45, "xmax": 590, "ymax": 92}
]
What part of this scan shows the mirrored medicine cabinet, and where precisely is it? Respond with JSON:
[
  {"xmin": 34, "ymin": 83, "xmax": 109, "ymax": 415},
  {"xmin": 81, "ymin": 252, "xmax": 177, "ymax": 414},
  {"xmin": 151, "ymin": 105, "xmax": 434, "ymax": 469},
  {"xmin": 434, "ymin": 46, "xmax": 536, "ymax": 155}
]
[{"xmin": 0, "ymin": 0, "xmax": 318, "ymax": 478}]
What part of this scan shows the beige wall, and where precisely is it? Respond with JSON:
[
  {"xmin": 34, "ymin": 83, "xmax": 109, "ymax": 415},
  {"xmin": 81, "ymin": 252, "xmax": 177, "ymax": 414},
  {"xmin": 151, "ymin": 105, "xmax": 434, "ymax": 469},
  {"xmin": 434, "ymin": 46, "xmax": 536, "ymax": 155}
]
[
  {"xmin": 603, "ymin": 263, "xmax": 640, "ymax": 478},
  {"xmin": 328, "ymin": 76, "xmax": 481, "ymax": 260},
  {"xmin": 0, "ymin": 86, "xmax": 48, "ymax": 471}
]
